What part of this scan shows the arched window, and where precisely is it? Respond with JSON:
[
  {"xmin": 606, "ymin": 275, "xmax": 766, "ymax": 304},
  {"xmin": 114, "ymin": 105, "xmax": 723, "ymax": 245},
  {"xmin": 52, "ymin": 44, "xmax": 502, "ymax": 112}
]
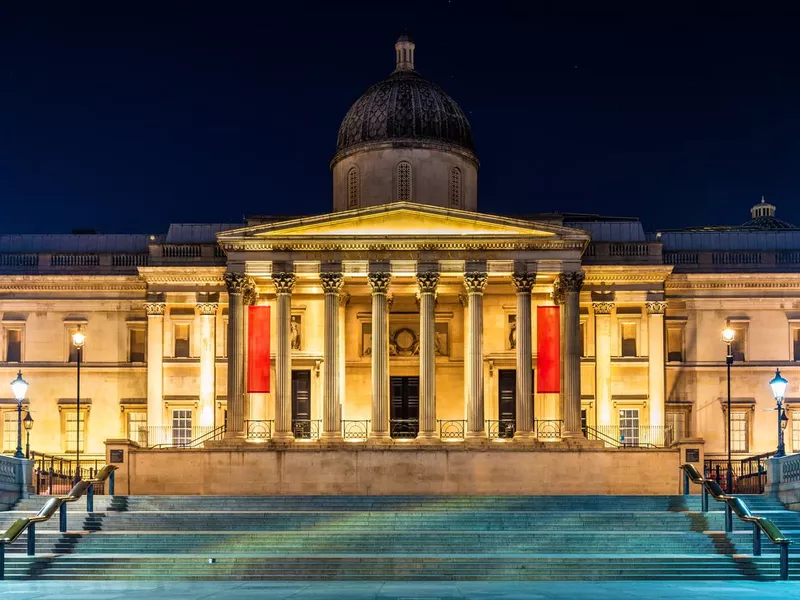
[
  {"xmin": 347, "ymin": 167, "xmax": 359, "ymax": 208},
  {"xmin": 397, "ymin": 161, "xmax": 412, "ymax": 201},
  {"xmin": 449, "ymin": 166, "xmax": 462, "ymax": 207}
]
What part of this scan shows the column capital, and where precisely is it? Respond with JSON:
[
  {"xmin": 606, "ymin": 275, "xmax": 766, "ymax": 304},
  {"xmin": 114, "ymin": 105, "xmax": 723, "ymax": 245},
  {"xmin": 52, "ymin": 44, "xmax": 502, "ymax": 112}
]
[
  {"xmin": 463, "ymin": 272, "xmax": 488, "ymax": 294},
  {"xmin": 556, "ymin": 271, "xmax": 585, "ymax": 294},
  {"xmin": 416, "ymin": 271, "xmax": 440, "ymax": 293},
  {"xmin": 511, "ymin": 272, "xmax": 536, "ymax": 293},
  {"xmin": 144, "ymin": 302, "xmax": 166, "ymax": 316},
  {"xmin": 272, "ymin": 272, "xmax": 296, "ymax": 295},
  {"xmin": 646, "ymin": 301, "xmax": 668, "ymax": 315},
  {"xmin": 243, "ymin": 285, "xmax": 259, "ymax": 306},
  {"xmin": 197, "ymin": 302, "xmax": 219, "ymax": 316},
  {"xmin": 339, "ymin": 291, "xmax": 351, "ymax": 307},
  {"xmin": 224, "ymin": 272, "xmax": 250, "ymax": 294},
  {"xmin": 592, "ymin": 302, "xmax": 614, "ymax": 315},
  {"xmin": 320, "ymin": 272, "xmax": 345, "ymax": 294},
  {"xmin": 368, "ymin": 272, "xmax": 391, "ymax": 294}
]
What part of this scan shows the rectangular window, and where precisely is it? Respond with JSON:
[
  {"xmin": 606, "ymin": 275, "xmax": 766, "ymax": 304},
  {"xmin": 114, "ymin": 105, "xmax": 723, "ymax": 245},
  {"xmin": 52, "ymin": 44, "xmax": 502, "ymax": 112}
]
[
  {"xmin": 730, "ymin": 411, "xmax": 749, "ymax": 453},
  {"xmin": 126, "ymin": 411, "xmax": 148, "ymax": 444},
  {"xmin": 793, "ymin": 328, "xmax": 800, "ymax": 362},
  {"xmin": 730, "ymin": 327, "xmax": 747, "ymax": 362},
  {"xmin": 174, "ymin": 324, "xmax": 190, "ymax": 358},
  {"xmin": 665, "ymin": 410, "xmax": 687, "ymax": 445},
  {"xmin": 3, "ymin": 411, "xmax": 17, "ymax": 452},
  {"xmin": 171, "ymin": 409, "xmax": 192, "ymax": 446},
  {"xmin": 64, "ymin": 411, "xmax": 86, "ymax": 454},
  {"xmin": 5, "ymin": 329, "xmax": 22, "ymax": 362},
  {"xmin": 621, "ymin": 323, "xmax": 637, "ymax": 357},
  {"xmin": 619, "ymin": 408, "xmax": 640, "ymax": 446},
  {"xmin": 792, "ymin": 415, "xmax": 800, "ymax": 453},
  {"xmin": 667, "ymin": 328, "xmax": 683, "ymax": 362},
  {"xmin": 129, "ymin": 329, "xmax": 146, "ymax": 363}
]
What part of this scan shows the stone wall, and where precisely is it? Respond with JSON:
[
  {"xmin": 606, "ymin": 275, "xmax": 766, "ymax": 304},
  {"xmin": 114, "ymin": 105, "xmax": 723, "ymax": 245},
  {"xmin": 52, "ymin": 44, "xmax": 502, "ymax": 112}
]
[
  {"xmin": 106, "ymin": 440, "xmax": 685, "ymax": 496},
  {"xmin": 0, "ymin": 455, "xmax": 34, "ymax": 510}
]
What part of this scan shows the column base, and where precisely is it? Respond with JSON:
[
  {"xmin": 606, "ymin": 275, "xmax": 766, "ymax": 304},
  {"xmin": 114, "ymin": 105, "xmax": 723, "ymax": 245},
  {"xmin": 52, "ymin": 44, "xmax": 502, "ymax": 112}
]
[
  {"xmin": 320, "ymin": 431, "xmax": 343, "ymax": 441},
  {"xmin": 513, "ymin": 431, "xmax": 536, "ymax": 440},
  {"xmin": 272, "ymin": 431, "xmax": 295, "ymax": 441},
  {"xmin": 465, "ymin": 431, "xmax": 487, "ymax": 441}
]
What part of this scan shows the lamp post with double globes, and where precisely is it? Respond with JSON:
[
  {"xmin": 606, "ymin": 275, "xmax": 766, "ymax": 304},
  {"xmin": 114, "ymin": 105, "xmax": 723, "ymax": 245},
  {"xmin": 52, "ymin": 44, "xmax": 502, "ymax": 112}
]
[
  {"xmin": 10, "ymin": 371, "xmax": 29, "ymax": 459},
  {"xmin": 72, "ymin": 327, "xmax": 86, "ymax": 483},
  {"xmin": 721, "ymin": 323, "xmax": 735, "ymax": 533},
  {"xmin": 769, "ymin": 369, "xmax": 790, "ymax": 458}
]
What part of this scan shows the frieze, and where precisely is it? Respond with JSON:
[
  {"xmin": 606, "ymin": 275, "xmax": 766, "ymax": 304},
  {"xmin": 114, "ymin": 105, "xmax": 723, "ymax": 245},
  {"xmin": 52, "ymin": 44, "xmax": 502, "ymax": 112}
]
[
  {"xmin": 220, "ymin": 240, "xmax": 587, "ymax": 253},
  {"xmin": 320, "ymin": 272, "xmax": 345, "ymax": 294}
]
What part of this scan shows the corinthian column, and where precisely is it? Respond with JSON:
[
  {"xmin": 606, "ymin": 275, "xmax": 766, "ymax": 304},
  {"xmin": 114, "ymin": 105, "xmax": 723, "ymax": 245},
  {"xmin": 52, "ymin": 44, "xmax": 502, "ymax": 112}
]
[
  {"xmin": 224, "ymin": 272, "xmax": 249, "ymax": 438},
  {"xmin": 417, "ymin": 271, "xmax": 440, "ymax": 439},
  {"xmin": 144, "ymin": 301, "xmax": 166, "ymax": 429},
  {"xmin": 512, "ymin": 272, "xmax": 536, "ymax": 438},
  {"xmin": 197, "ymin": 301, "xmax": 219, "ymax": 428},
  {"xmin": 558, "ymin": 271, "xmax": 585, "ymax": 437},
  {"xmin": 320, "ymin": 272, "xmax": 344, "ymax": 439},
  {"xmin": 647, "ymin": 301, "xmax": 667, "ymax": 439},
  {"xmin": 593, "ymin": 302, "xmax": 614, "ymax": 428},
  {"xmin": 464, "ymin": 272, "xmax": 488, "ymax": 438},
  {"xmin": 368, "ymin": 272, "xmax": 391, "ymax": 439},
  {"xmin": 272, "ymin": 272, "xmax": 296, "ymax": 440}
]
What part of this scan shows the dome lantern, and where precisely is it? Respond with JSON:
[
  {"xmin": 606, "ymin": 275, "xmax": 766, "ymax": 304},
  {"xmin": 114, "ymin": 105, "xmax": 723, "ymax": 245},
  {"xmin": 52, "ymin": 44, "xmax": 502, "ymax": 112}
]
[{"xmin": 394, "ymin": 32, "xmax": 415, "ymax": 72}]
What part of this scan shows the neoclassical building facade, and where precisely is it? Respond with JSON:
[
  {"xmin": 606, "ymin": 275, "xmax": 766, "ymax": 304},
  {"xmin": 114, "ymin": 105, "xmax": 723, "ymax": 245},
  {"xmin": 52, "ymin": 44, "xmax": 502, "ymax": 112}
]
[{"xmin": 1, "ymin": 36, "xmax": 799, "ymax": 466}]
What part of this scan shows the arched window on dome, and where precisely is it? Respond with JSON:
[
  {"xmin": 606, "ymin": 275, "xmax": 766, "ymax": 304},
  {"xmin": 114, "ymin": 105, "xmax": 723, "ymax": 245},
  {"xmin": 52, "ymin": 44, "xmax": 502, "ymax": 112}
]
[
  {"xmin": 347, "ymin": 167, "xmax": 360, "ymax": 208},
  {"xmin": 397, "ymin": 161, "xmax": 412, "ymax": 202},
  {"xmin": 449, "ymin": 166, "xmax": 462, "ymax": 207}
]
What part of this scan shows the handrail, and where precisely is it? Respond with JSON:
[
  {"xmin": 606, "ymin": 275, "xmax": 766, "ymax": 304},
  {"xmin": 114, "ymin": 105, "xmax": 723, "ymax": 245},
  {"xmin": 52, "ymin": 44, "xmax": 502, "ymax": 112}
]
[
  {"xmin": 681, "ymin": 463, "xmax": 791, "ymax": 580},
  {"xmin": 0, "ymin": 464, "xmax": 118, "ymax": 580},
  {"xmin": 585, "ymin": 425, "xmax": 660, "ymax": 448},
  {"xmin": 149, "ymin": 424, "xmax": 226, "ymax": 449}
]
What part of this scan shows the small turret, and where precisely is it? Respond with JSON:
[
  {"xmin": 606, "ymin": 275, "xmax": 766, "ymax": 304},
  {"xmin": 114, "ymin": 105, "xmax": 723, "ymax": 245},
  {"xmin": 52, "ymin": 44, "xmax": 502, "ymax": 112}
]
[{"xmin": 394, "ymin": 31, "xmax": 415, "ymax": 72}]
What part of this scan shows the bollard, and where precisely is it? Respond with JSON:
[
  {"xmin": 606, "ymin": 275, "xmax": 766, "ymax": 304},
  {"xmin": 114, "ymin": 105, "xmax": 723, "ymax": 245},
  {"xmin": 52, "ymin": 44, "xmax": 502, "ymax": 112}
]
[
  {"xmin": 109, "ymin": 470, "xmax": 115, "ymax": 496},
  {"xmin": 725, "ymin": 504, "xmax": 733, "ymax": 533},
  {"xmin": 59, "ymin": 503, "xmax": 67, "ymax": 533},
  {"xmin": 752, "ymin": 522, "xmax": 761, "ymax": 556},
  {"xmin": 27, "ymin": 522, "xmax": 35, "ymax": 556},
  {"xmin": 87, "ymin": 485, "xmax": 94, "ymax": 513},
  {"xmin": 683, "ymin": 471, "xmax": 689, "ymax": 495},
  {"xmin": 780, "ymin": 544, "xmax": 789, "ymax": 580},
  {"xmin": 701, "ymin": 486, "xmax": 709, "ymax": 513}
]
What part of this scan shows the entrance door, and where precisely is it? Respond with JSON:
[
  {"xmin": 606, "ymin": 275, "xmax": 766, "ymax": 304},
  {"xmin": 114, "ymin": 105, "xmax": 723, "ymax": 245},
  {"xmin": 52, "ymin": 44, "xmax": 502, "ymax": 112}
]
[
  {"xmin": 498, "ymin": 370, "xmax": 516, "ymax": 438},
  {"xmin": 390, "ymin": 376, "xmax": 419, "ymax": 438},
  {"xmin": 292, "ymin": 370, "xmax": 312, "ymax": 438}
]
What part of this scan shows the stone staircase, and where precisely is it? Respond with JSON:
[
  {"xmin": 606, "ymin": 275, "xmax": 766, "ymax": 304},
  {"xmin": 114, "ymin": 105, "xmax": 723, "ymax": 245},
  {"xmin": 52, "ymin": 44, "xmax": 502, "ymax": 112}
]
[{"xmin": 1, "ymin": 494, "xmax": 798, "ymax": 580}]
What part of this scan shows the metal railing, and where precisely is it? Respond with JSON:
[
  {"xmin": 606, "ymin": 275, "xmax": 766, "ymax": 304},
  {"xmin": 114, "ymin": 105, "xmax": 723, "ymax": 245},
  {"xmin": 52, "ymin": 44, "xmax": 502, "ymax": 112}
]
[
  {"xmin": 140, "ymin": 425, "xmax": 225, "ymax": 448},
  {"xmin": 681, "ymin": 463, "xmax": 791, "ymax": 580},
  {"xmin": 29, "ymin": 452, "xmax": 106, "ymax": 495},
  {"xmin": 437, "ymin": 419, "xmax": 466, "ymax": 440},
  {"xmin": 341, "ymin": 419, "xmax": 370, "ymax": 441},
  {"xmin": 704, "ymin": 451, "xmax": 774, "ymax": 494},
  {"xmin": 245, "ymin": 419, "xmax": 273, "ymax": 441},
  {"xmin": 535, "ymin": 419, "xmax": 563, "ymax": 439},
  {"xmin": 588, "ymin": 425, "xmax": 673, "ymax": 448},
  {"xmin": 292, "ymin": 419, "xmax": 321, "ymax": 440},
  {"xmin": 486, "ymin": 419, "xmax": 516, "ymax": 439},
  {"xmin": 0, "ymin": 464, "xmax": 118, "ymax": 580},
  {"xmin": 390, "ymin": 419, "xmax": 418, "ymax": 439}
]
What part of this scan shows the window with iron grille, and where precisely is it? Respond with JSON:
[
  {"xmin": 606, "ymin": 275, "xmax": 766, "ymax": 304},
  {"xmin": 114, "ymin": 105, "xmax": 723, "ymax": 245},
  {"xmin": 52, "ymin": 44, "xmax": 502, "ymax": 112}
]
[
  {"xmin": 730, "ymin": 411, "xmax": 749, "ymax": 453},
  {"xmin": 449, "ymin": 166, "xmax": 462, "ymax": 206},
  {"xmin": 397, "ymin": 162, "xmax": 412, "ymax": 201},
  {"xmin": 619, "ymin": 409, "xmax": 640, "ymax": 446},
  {"xmin": 347, "ymin": 167, "xmax": 359, "ymax": 208}
]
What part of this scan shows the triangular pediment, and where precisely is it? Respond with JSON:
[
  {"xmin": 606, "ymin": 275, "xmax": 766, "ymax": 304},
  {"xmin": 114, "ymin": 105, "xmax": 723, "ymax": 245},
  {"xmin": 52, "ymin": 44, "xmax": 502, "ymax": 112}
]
[{"xmin": 219, "ymin": 203, "xmax": 583, "ymax": 241}]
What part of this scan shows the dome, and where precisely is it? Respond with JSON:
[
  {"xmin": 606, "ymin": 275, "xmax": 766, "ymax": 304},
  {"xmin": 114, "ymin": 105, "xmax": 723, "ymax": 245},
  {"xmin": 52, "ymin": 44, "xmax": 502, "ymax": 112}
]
[
  {"xmin": 334, "ymin": 36, "xmax": 475, "ymax": 161},
  {"xmin": 741, "ymin": 197, "xmax": 795, "ymax": 229}
]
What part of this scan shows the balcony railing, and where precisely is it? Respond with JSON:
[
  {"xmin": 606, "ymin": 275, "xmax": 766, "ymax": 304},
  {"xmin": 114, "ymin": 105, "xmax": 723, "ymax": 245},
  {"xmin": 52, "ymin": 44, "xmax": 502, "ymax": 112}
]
[
  {"xmin": 292, "ymin": 419, "xmax": 321, "ymax": 440},
  {"xmin": 245, "ymin": 419, "xmax": 274, "ymax": 441},
  {"xmin": 341, "ymin": 419, "xmax": 370, "ymax": 441},
  {"xmin": 390, "ymin": 419, "xmax": 418, "ymax": 439},
  {"xmin": 486, "ymin": 419, "xmax": 515, "ymax": 439},
  {"xmin": 588, "ymin": 425, "xmax": 674, "ymax": 448},
  {"xmin": 138, "ymin": 425, "xmax": 223, "ymax": 448},
  {"xmin": 535, "ymin": 419, "xmax": 563, "ymax": 439},
  {"xmin": 437, "ymin": 419, "xmax": 466, "ymax": 440}
]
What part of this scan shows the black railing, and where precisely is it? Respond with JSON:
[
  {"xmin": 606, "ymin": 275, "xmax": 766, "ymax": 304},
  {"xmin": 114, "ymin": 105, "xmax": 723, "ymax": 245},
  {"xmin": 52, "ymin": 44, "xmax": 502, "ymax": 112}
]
[
  {"xmin": 486, "ymin": 419, "xmax": 516, "ymax": 439},
  {"xmin": 292, "ymin": 419, "xmax": 321, "ymax": 440},
  {"xmin": 390, "ymin": 419, "xmax": 418, "ymax": 439},
  {"xmin": 704, "ymin": 451, "xmax": 774, "ymax": 494},
  {"xmin": 535, "ymin": 419, "xmax": 563, "ymax": 439},
  {"xmin": 438, "ymin": 419, "xmax": 466, "ymax": 440},
  {"xmin": 341, "ymin": 419, "xmax": 370, "ymax": 440},
  {"xmin": 245, "ymin": 419, "xmax": 273, "ymax": 441},
  {"xmin": 148, "ymin": 424, "xmax": 226, "ymax": 449},
  {"xmin": 29, "ymin": 452, "xmax": 106, "ymax": 495}
]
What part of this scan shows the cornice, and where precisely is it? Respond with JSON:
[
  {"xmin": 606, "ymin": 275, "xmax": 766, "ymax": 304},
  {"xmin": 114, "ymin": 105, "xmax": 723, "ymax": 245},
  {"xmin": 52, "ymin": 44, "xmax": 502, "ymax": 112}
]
[
  {"xmin": 666, "ymin": 273, "xmax": 800, "ymax": 291},
  {"xmin": 221, "ymin": 239, "xmax": 587, "ymax": 253},
  {"xmin": 0, "ymin": 274, "xmax": 146, "ymax": 293},
  {"xmin": 583, "ymin": 265, "xmax": 674, "ymax": 284},
  {"xmin": 137, "ymin": 266, "xmax": 226, "ymax": 286}
]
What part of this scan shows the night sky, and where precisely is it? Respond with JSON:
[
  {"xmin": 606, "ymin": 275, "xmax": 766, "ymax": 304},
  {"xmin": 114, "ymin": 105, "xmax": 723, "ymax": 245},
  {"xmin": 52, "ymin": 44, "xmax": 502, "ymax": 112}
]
[{"xmin": 2, "ymin": 3, "xmax": 799, "ymax": 234}]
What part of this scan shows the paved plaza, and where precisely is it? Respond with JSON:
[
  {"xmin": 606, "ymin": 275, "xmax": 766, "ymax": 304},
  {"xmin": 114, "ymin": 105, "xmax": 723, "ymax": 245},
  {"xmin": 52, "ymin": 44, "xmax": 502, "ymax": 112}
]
[{"xmin": 0, "ymin": 581, "xmax": 798, "ymax": 600}]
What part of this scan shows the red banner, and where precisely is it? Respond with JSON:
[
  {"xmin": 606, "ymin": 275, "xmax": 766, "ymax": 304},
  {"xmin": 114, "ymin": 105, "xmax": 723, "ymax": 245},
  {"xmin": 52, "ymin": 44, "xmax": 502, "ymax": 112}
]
[
  {"xmin": 537, "ymin": 305, "xmax": 560, "ymax": 393},
  {"xmin": 247, "ymin": 305, "xmax": 270, "ymax": 393}
]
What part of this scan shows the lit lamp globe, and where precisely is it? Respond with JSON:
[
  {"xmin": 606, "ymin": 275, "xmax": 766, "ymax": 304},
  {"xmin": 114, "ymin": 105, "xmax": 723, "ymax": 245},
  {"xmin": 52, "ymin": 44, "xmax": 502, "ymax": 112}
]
[
  {"xmin": 72, "ymin": 329, "xmax": 86, "ymax": 348},
  {"xmin": 23, "ymin": 411, "xmax": 34, "ymax": 432},
  {"xmin": 721, "ymin": 326, "xmax": 735, "ymax": 344},
  {"xmin": 10, "ymin": 371, "xmax": 29, "ymax": 402},
  {"xmin": 770, "ymin": 369, "xmax": 788, "ymax": 401}
]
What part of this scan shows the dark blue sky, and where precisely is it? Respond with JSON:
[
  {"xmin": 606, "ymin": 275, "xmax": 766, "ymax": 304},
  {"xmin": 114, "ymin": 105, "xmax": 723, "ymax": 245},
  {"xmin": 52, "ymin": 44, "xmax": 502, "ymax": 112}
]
[{"xmin": 1, "ymin": 3, "xmax": 799, "ymax": 234}]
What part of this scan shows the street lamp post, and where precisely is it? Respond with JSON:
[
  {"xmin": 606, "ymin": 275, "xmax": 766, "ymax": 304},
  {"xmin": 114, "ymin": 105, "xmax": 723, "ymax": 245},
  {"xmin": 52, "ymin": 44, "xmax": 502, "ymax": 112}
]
[
  {"xmin": 72, "ymin": 327, "xmax": 86, "ymax": 483},
  {"xmin": 721, "ymin": 323, "xmax": 735, "ymax": 533},
  {"xmin": 10, "ymin": 371, "xmax": 29, "ymax": 459},
  {"xmin": 769, "ymin": 369, "xmax": 789, "ymax": 458},
  {"xmin": 23, "ymin": 411, "xmax": 34, "ymax": 459}
]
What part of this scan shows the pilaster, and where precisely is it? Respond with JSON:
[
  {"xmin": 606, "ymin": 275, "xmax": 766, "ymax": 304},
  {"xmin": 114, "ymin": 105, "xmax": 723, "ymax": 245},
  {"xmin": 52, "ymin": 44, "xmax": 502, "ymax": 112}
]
[
  {"xmin": 593, "ymin": 301, "xmax": 614, "ymax": 428},
  {"xmin": 647, "ymin": 301, "xmax": 667, "ymax": 434},
  {"xmin": 144, "ymin": 301, "xmax": 166, "ymax": 429},
  {"xmin": 197, "ymin": 301, "xmax": 219, "ymax": 427}
]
